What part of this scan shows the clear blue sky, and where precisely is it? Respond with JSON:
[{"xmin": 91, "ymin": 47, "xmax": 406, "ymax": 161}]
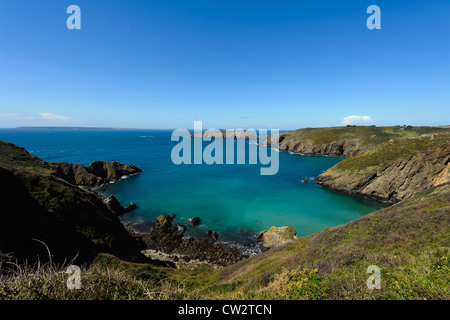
[{"xmin": 0, "ymin": 0, "xmax": 449, "ymax": 129}]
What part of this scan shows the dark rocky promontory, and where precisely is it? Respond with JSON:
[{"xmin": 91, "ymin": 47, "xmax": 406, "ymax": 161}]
[
  {"xmin": 0, "ymin": 140, "xmax": 145, "ymax": 265},
  {"xmin": 54, "ymin": 160, "xmax": 143, "ymax": 187}
]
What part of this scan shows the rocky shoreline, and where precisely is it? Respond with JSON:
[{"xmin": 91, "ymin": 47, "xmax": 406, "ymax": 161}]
[
  {"xmin": 135, "ymin": 214, "xmax": 246, "ymax": 268},
  {"xmin": 121, "ymin": 213, "xmax": 300, "ymax": 269}
]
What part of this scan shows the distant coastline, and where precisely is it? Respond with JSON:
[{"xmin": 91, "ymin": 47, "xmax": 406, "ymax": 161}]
[{"xmin": 13, "ymin": 126, "xmax": 147, "ymax": 130}]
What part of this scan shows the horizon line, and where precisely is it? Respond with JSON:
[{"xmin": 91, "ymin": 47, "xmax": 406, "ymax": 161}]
[{"xmin": 0, "ymin": 124, "xmax": 449, "ymax": 131}]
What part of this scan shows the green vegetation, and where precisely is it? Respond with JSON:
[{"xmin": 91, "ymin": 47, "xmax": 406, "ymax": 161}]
[
  {"xmin": 0, "ymin": 140, "xmax": 57, "ymax": 174},
  {"xmin": 336, "ymin": 131, "xmax": 450, "ymax": 171},
  {"xmin": 282, "ymin": 125, "xmax": 449, "ymax": 147}
]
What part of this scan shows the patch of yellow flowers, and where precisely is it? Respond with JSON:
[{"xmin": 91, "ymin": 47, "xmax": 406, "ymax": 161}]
[
  {"xmin": 287, "ymin": 268, "xmax": 318, "ymax": 291},
  {"xmin": 436, "ymin": 256, "xmax": 448, "ymax": 271}
]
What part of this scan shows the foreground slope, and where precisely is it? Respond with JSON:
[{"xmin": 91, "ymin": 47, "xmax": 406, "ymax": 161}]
[
  {"xmin": 2, "ymin": 183, "xmax": 447, "ymax": 300},
  {"xmin": 197, "ymin": 184, "xmax": 449, "ymax": 299}
]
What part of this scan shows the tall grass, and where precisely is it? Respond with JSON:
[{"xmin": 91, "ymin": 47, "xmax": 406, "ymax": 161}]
[{"xmin": 0, "ymin": 251, "xmax": 189, "ymax": 300}]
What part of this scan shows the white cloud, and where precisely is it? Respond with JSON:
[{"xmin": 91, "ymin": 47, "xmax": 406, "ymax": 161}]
[
  {"xmin": 342, "ymin": 115, "xmax": 374, "ymax": 125},
  {"xmin": 39, "ymin": 113, "xmax": 70, "ymax": 121}
]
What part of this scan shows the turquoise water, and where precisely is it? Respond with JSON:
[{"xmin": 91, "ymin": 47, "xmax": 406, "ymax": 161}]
[{"xmin": 0, "ymin": 129, "xmax": 385, "ymax": 244}]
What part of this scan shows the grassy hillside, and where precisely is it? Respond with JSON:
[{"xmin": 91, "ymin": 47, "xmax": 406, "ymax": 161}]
[
  {"xmin": 282, "ymin": 125, "xmax": 448, "ymax": 146},
  {"xmin": 0, "ymin": 140, "xmax": 57, "ymax": 174},
  {"xmin": 314, "ymin": 132, "xmax": 450, "ymax": 202},
  {"xmin": 335, "ymin": 131, "xmax": 450, "ymax": 171},
  {"xmin": 2, "ymin": 184, "xmax": 448, "ymax": 300}
]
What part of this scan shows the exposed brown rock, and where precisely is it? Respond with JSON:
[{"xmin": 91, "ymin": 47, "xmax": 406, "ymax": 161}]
[
  {"xmin": 316, "ymin": 142, "xmax": 450, "ymax": 202},
  {"xmin": 53, "ymin": 161, "xmax": 142, "ymax": 186},
  {"xmin": 141, "ymin": 216, "xmax": 244, "ymax": 267},
  {"xmin": 264, "ymin": 132, "xmax": 364, "ymax": 157},
  {"xmin": 105, "ymin": 196, "xmax": 137, "ymax": 215},
  {"xmin": 259, "ymin": 226, "xmax": 297, "ymax": 249},
  {"xmin": 188, "ymin": 217, "xmax": 201, "ymax": 227}
]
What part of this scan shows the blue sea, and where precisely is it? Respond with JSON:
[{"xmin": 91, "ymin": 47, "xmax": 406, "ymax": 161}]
[{"xmin": 0, "ymin": 128, "xmax": 385, "ymax": 247}]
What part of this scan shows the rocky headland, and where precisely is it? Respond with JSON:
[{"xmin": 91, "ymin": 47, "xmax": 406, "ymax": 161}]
[
  {"xmin": 315, "ymin": 134, "xmax": 450, "ymax": 202},
  {"xmin": 54, "ymin": 160, "xmax": 143, "ymax": 187},
  {"xmin": 265, "ymin": 126, "xmax": 450, "ymax": 203},
  {"xmin": 263, "ymin": 125, "xmax": 450, "ymax": 158}
]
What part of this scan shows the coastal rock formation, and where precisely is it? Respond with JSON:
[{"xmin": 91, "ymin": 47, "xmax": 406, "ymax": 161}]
[
  {"xmin": 55, "ymin": 162, "xmax": 99, "ymax": 186},
  {"xmin": 156, "ymin": 214, "xmax": 173, "ymax": 229},
  {"xmin": 141, "ymin": 215, "xmax": 244, "ymax": 267},
  {"xmin": 316, "ymin": 142, "xmax": 450, "ymax": 202},
  {"xmin": 54, "ymin": 161, "xmax": 142, "ymax": 186},
  {"xmin": 105, "ymin": 195, "xmax": 137, "ymax": 215},
  {"xmin": 263, "ymin": 132, "xmax": 367, "ymax": 157},
  {"xmin": 206, "ymin": 230, "xmax": 220, "ymax": 241},
  {"xmin": 258, "ymin": 226, "xmax": 297, "ymax": 249},
  {"xmin": 188, "ymin": 217, "xmax": 201, "ymax": 227},
  {"xmin": 262, "ymin": 126, "xmax": 450, "ymax": 158},
  {"xmin": 87, "ymin": 161, "xmax": 142, "ymax": 182}
]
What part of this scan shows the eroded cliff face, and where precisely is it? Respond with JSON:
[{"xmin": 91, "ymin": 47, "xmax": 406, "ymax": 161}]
[
  {"xmin": 316, "ymin": 142, "xmax": 450, "ymax": 202},
  {"xmin": 265, "ymin": 132, "xmax": 372, "ymax": 157}
]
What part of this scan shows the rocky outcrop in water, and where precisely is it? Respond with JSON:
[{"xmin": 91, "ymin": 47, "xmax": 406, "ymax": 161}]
[
  {"xmin": 105, "ymin": 195, "xmax": 137, "ymax": 215},
  {"xmin": 54, "ymin": 161, "xmax": 142, "ymax": 186},
  {"xmin": 188, "ymin": 216, "xmax": 201, "ymax": 227},
  {"xmin": 257, "ymin": 226, "xmax": 297, "ymax": 249},
  {"xmin": 316, "ymin": 142, "xmax": 450, "ymax": 202}
]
